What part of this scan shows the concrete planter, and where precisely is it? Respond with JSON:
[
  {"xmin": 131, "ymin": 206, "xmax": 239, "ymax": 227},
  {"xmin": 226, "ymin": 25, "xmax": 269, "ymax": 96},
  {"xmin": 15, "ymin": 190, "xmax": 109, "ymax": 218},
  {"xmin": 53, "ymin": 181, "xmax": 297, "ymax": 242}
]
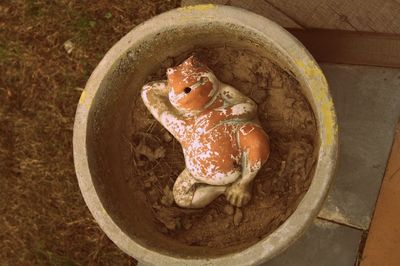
[{"xmin": 73, "ymin": 4, "xmax": 338, "ymax": 265}]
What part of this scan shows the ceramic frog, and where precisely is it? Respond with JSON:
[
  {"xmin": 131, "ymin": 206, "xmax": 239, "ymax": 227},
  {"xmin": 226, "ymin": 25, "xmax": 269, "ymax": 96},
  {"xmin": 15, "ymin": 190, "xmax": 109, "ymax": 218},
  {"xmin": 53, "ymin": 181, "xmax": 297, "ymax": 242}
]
[{"xmin": 141, "ymin": 56, "xmax": 270, "ymax": 208}]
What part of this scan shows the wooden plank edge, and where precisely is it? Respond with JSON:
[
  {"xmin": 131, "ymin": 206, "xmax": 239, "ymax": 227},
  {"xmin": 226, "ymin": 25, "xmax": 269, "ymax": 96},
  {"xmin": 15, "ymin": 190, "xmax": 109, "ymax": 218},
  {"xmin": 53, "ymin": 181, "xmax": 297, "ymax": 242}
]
[{"xmin": 287, "ymin": 29, "xmax": 400, "ymax": 68}]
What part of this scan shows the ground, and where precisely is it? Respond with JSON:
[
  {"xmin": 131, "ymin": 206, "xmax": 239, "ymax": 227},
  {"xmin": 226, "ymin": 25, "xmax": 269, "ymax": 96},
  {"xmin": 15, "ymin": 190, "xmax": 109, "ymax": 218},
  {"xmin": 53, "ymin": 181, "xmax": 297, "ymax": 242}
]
[
  {"xmin": 2, "ymin": 1, "xmax": 400, "ymax": 265},
  {"xmin": 0, "ymin": 1, "xmax": 180, "ymax": 265}
]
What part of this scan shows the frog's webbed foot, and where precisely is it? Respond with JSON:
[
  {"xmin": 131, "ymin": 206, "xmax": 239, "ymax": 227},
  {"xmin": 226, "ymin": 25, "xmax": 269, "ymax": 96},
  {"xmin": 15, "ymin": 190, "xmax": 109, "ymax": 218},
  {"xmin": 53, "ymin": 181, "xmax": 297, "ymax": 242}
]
[{"xmin": 225, "ymin": 182, "xmax": 252, "ymax": 207}]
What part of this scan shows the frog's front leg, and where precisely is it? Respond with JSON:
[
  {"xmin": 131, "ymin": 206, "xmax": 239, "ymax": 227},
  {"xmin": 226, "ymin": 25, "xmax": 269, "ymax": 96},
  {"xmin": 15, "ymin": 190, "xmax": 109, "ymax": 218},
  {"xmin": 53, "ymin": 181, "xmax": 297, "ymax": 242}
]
[
  {"xmin": 217, "ymin": 83, "xmax": 258, "ymax": 121},
  {"xmin": 225, "ymin": 168, "xmax": 256, "ymax": 207},
  {"xmin": 141, "ymin": 81, "xmax": 187, "ymax": 141}
]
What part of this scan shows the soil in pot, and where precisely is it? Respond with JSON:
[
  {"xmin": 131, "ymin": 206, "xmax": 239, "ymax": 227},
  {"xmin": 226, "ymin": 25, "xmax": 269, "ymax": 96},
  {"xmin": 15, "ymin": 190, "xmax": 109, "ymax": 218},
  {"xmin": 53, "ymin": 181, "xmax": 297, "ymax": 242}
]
[{"xmin": 128, "ymin": 46, "xmax": 317, "ymax": 248}]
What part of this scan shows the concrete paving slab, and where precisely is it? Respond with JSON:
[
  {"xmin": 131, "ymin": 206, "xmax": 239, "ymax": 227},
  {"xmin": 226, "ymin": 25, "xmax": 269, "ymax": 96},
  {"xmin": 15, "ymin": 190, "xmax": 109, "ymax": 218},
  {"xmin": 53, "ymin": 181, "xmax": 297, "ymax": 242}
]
[
  {"xmin": 318, "ymin": 64, "xmax": 400, "ymax": 229},
  {"xmin": 266, "ymin": 218, "xmax": 362, "ymax": 266}
]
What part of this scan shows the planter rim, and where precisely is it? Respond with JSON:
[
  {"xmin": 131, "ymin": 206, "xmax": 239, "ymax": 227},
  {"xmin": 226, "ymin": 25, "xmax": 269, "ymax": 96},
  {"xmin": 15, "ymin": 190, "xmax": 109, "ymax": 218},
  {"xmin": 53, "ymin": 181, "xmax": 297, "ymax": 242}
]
[{"xmin": 73, "ymin": 4, "xmax": 338, "ymax": 265}]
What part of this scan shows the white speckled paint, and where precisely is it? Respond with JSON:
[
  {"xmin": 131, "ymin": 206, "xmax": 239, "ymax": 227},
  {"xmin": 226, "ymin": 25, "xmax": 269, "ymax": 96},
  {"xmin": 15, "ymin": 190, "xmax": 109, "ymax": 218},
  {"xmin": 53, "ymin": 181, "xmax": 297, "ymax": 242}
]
[{"xmin": 141, "ymin": 60, "xmax": 269, "ymax": 201}]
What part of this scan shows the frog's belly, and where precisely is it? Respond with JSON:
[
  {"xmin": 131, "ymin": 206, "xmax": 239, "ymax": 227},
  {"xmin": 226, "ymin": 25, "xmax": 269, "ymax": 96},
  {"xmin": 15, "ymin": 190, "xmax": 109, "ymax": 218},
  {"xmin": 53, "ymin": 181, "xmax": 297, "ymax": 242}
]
[{"xmin": 183, "ymin": 124, "xmax": 242, "ymax": 185}]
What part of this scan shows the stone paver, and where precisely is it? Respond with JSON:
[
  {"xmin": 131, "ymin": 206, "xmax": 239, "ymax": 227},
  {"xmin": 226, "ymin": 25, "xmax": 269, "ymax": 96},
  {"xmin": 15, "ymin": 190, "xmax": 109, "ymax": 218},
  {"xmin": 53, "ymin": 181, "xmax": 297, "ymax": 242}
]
[
  {"xmin": 361, "ymin": 123, "xmax": 400, "ymax": 266},
  {"xmin": 265, "ymin": 218, "xmax": 362, "ymax": 266},
  {"xmin": 318, "ymin": 65, "xmax": 400, "ymax": 229}
]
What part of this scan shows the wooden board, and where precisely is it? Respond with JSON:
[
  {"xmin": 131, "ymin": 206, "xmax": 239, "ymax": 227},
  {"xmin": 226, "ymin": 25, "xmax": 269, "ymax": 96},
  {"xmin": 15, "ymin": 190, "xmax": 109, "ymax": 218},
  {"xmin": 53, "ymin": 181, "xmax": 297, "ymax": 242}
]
[
  {"xmin": 182, "ymin": 0, "xmax": 400, "ymax": 34},
  {"xmin": 182, "ymin": 1, "xmax": 400, "ymax": 68},
  {"xmin": 288, "ymin": 29, "xmax": 400, "ymax": 68},
  {"xmin": 360, "ymin": 122, "xmax": 400, "ymax": 265},
  {"xmin": 267, "ymin": 0, "xmax": 400, "ymax": 34}
]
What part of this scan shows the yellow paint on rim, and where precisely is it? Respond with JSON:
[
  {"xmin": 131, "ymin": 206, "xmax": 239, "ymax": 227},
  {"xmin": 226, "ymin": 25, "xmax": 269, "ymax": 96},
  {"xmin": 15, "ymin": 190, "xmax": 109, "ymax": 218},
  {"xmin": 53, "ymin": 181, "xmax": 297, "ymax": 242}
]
[
  {"xmin": 179, "ymin": 4, "xmax": 216, "ymax": 11},
  {"xmin": 295, "ymin": 58, "xmax": 337, "ymax": 146},
  {"xmin": 79, "ymin": 90, "xmax": 87, "ymax": 105}
]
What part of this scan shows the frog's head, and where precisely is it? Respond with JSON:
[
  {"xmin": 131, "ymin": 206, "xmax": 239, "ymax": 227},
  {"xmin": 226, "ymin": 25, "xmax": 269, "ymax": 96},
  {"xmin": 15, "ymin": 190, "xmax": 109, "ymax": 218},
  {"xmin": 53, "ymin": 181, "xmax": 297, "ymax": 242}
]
[{"xmin": 167, "ymin": 56, "xmax": 219, "ymax": 113}]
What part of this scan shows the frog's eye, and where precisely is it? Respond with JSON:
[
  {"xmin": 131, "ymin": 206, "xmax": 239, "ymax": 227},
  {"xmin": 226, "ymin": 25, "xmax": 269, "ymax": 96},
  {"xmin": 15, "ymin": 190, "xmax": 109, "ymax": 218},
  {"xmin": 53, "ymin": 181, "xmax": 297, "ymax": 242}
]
[
  {"xmin": 184, "ymin": 87, "xmax": 191, "ymax": 94},
  {"xmin": 167, "ymin": 68, "xmax": 175, "ymax": 75}
]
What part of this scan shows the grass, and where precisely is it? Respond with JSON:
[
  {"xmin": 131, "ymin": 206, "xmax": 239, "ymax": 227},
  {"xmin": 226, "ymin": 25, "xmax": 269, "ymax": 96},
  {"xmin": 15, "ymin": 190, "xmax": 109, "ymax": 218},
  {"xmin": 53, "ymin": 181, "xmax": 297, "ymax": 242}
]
[{"xmin": 0, "ymin": 0, "xmax": 180, "ymax": 265}]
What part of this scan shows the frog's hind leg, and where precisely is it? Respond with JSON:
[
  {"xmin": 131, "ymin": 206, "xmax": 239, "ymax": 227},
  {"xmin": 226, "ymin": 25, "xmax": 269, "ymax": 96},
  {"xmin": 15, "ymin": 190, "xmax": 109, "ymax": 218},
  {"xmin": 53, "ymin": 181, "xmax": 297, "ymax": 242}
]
[
  {"xmin": 226, "ymin": 124, "xmax": 270, "ymax": 206},
  {"xmin": 173, "ymin": 168, "xmax": 227, "ymax": 208}
]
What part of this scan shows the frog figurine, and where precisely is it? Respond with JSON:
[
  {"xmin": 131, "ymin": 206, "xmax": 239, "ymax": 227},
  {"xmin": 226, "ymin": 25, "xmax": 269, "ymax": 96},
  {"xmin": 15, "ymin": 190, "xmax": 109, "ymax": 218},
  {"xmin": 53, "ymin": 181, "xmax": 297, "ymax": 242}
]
[{"xmin": 141, "ymin": 56, "xmax": 270, "ymax": 208}]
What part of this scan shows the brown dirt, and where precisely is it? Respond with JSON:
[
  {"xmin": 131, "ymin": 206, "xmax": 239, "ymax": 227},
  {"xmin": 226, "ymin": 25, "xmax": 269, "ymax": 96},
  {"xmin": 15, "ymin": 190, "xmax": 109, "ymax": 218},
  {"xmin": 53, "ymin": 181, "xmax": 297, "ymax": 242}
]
[
  {"xmin": 0, "ymin": 1, "xmax": 180, "ymax": 265},
  {"xmin": 130, "ymin": 46, "xmax": 317, "ymax": 248}
]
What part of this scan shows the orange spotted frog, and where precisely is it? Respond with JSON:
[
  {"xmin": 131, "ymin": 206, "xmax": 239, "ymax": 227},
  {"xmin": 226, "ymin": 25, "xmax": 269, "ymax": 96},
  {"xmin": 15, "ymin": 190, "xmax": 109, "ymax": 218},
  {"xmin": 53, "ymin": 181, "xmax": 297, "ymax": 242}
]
[{"xmin": 141, "ymin": 56, "xmax": 270, "ymax": 208}]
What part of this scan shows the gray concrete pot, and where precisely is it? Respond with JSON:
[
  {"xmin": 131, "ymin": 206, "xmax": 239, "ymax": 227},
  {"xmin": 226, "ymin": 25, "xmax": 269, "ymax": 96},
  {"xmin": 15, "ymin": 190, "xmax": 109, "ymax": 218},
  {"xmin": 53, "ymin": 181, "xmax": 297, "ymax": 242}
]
[{"xmin": 73, "ymin": 4, "xmax": 338, "ymax": 265}]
